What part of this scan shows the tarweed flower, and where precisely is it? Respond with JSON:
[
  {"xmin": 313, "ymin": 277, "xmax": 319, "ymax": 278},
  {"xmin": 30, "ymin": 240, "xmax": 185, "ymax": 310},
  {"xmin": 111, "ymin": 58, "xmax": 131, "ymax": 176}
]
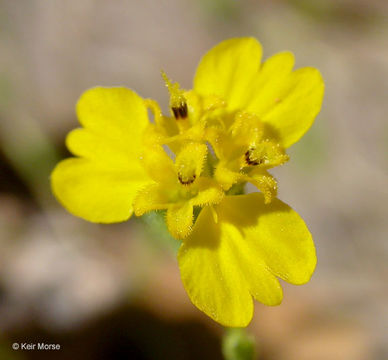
[{"xmin": 51, "ymin": 38, "xmax": 324, "ymax": 326}]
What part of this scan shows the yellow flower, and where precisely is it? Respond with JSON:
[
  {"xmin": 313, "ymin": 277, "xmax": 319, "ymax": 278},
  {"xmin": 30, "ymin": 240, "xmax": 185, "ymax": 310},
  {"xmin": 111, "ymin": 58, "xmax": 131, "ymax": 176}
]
[{"xmin": 51, "ymin": 37, "xmax": 324, "ymax": 327}]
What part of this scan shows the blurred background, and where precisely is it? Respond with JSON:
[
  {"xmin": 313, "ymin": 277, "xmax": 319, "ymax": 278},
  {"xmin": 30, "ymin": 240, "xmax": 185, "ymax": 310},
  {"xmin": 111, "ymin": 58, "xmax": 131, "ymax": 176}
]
[{"xmin": 0, "ymin": 0, "xmax": 387, "ymax": 359}]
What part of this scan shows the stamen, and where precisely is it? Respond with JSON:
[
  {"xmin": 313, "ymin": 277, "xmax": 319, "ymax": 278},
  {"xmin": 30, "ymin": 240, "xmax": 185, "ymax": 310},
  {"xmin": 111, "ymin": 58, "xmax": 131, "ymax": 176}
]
[
  {"xmin": 175, "ymin": 143, "xmax": 207, "ymax": 186},
  {"xmin": 244, "ymin": 140, "xmax": 289, "ymax": 168},
  {"xmin": 161, "ymin": 70, "xmax": 188, "ymax": 120}
]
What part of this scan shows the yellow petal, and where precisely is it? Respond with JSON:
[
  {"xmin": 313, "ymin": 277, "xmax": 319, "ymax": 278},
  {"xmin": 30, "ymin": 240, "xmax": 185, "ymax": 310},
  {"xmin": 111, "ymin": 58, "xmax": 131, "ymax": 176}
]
[
  {"xmin": 167, "ymin": 202, "xmax": 194, "ymax": 239},
  {"xmin": 194, "ymin": 38, "xmax": 262, "ymax": 111},
  {"xmin": 244, "ymin": 52, "xmax": 295, "ymax": 116},
  {"xmin": 260, "ymin": 67, "xmax": 324, "ymax": 148},
  {"xmin": 51, "ymin": 158, "xmax": 150, "ymax": 223},
  {"xmin": 262, "ymin": 68, "xmax": 324, "ymax": 148},
  {"xmin": 133, "ymin": 183, "xmax": 170, "ymax": 216},
  {"xmin": 178, "ymin": 193, "xmax": 315, "ymax": 326},
  {"xmin": 72, "ymin": 87, "xmax": 149, "ymax": 159},
  {"xmin": 178, "ymin": 205, "xmax": 282, "ymax": 327},
  {"xmin": 219, "ymin": 193, "xmax": 316, "ymax": 284},
  {"xmin": 243, "ymin": 53, "xmax": 324, "ymax": 148},
  {"xmin": 194, "ymin": 43, "xmax": 324, "ymax": 148},
  {"xmin": 178, "ymin": 207, "xmax": 253, "ymax": 326},
  {"xmin": 66, "ymin": 128, "xmax": 136, "ymax": 167}
]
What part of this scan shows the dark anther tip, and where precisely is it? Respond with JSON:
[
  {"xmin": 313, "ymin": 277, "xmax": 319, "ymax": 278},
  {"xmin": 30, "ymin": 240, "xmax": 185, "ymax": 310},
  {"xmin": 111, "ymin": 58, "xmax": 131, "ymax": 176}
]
[
  {"xmin": 178, "ymin": 173, "xmax": 196, "ymax": 185},
  {"xmin": 244, "ymin": 149, "xmax": 260, "ymax": 166},
  {"xmin": 172, "ymin": 102, "xmax": 188, "ymax": 120}
]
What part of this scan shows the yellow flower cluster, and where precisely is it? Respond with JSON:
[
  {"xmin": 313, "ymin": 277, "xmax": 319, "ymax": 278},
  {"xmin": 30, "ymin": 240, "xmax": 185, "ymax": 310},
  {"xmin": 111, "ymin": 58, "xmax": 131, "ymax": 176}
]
[{"xmin": 51, "ymin": 38, "xmax": 324, "ymax": 326}]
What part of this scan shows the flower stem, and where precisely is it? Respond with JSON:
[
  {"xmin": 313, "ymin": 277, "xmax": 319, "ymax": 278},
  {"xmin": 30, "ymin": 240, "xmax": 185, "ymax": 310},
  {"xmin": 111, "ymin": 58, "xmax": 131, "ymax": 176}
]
[{"xmin": 222, "ymin": 327, "xmax": 256, "ymax": 360}]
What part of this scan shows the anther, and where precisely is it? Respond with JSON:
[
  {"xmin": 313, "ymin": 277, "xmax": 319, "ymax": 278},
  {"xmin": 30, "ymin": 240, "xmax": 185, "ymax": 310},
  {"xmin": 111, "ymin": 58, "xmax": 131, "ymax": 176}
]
[
  {"xmin": 161, "ymin": 70, "xmax": 188, "ymax": 121},
  {"xmin": 245, "ymin": 148, "xmax": 264, "ymax": 166},
  {"xmin": 178, "ymin": 173, "xmax": 196, "ymax": 185},
  {"xmin": 244, "ymin": 140, "xmax": 289, "ymax": 168},
  {"xmin": 172, "ymin": 102, "xmax": 188, "ymax": 120}
]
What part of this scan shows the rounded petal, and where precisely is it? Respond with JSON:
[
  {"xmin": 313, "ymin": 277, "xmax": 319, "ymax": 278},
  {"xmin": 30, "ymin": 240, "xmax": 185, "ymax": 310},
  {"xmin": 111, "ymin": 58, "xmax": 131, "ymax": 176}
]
[
  {"xmin": 219, "ymin": 193, "xmax": 316, "ymax": 284},
  {"xmin": 178, "ymin": 207, "xmax": 253, "ymax": 327},
  {"xmin": 178, "ymin": 193, "xmax": 315, "ymax": 326},
  {"xmin": 51, "ymin": 158, "xmax": 151, "ymax": 223},
  {"xmin": 194, "ymin": 38, "xmax": 262, "ymax": 111},
  {"xmin": 194, "ymin": 42, "xmax": 324, "ymax": 148},
  {"xmin": 244, "ymin": 51, "xmax": 295, "ymax": 116},
  {"xmin": 260, "ymin": 67, "xmax": 324, "ymax": 148},
  {"xmin": 237, "ymin": 51, "xmax": 324, "ymax": 148},
  {"xmin": 66, "ymin": 128, "xmax": 137, "ymax": 167},
  {"xmin": 73, "ymin": 87, "xmax": 149, "ymax": 159},
  {"xmin": 178, "ymin": 204, "xmax": 284, "ymax": 327}
]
